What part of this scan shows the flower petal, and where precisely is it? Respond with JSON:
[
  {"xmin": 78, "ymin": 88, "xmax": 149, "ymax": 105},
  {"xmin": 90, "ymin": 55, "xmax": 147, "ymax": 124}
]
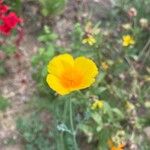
[
  {"xmin": 75, "ymin": 57, "xmax": 98, "ymax": 77},
  {"xmin": 80, "ymin": 78, "xmax": 96, "ymax": 89},
  {"xmin": 74, "ymin": 57, "xmax": 98, "ymax": 88},
  {"xmin": 123, "ymin": 41, "xmax": 129, "ymax": 46},
  {"xmin": 82, "ymin": 39, "xmax": 87, "ymax": 44},
  {"xmin": 47, "ymin": 53, "xmax": 74, "ymax": 77},
  {"xmin": 46, "ymin": 74, "xmax": 70, "ymax": 95},
  {"xmin": 130, "ymin": 39, "xmax": 135, "ymax": 45}
]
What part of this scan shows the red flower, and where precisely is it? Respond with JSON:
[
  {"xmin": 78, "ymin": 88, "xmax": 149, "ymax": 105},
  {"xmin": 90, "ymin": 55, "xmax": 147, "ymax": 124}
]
[
  {"xmin": 0, "ymin": 0, "xmax": 9, "ymax": 18},
  {"xmin": 0, "ymin": 5, "xmax": 9, "ymax": 16},
  {"xmin": 2, "ymin": 12, "xmax": 22, "ymax": 28},
  {"xmin": 0, "ymin": 0, "xmax": 24, "ymax": 45},
  {"xmin": 0, "ymin": 24, "xmax": 11, "ymax": 35},
  {"xmin": 0, "ymin": 12, "xmax": 22, "ymax": 35}
]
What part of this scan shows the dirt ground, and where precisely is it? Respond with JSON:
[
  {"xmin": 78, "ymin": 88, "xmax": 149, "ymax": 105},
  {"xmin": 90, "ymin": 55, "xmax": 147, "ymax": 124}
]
[
  {"xmin": 0, "ymin": 34, "xmax": 39, "ymax": 149},
  {"xmin": 0, "ymin": 0, "xmax": 88, "ymax": 148}
]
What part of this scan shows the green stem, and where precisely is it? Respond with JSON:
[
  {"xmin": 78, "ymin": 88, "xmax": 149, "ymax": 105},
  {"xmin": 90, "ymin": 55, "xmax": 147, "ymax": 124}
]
[
  {"xmin": 53, "ymin": 102, "xmax": 61, "ymax": 150},
  {"xmin": 60, "ymin": 99, "xmax": 69, "ymax": 150},
  {"xmin": 60, "ymin": 133, "xmax": 65, "ymax": 150},
  {"xmin": 69, "ymin": 99, "xmax": 79, "ymax": 150}
]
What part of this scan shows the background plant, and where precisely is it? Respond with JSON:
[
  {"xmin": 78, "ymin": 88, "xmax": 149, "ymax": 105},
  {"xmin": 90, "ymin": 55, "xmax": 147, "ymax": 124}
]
[{"xmin": 38, "ymin": 0, "xmax": 68, "ymax": 17}]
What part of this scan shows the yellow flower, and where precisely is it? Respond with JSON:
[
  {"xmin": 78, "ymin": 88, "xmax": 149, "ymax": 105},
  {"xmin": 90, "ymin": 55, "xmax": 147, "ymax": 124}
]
[
  {"xmin": 101, "ymin": 62, "xmax": 109, "ymax": 70},
  {"xmin": 82, "ymin": 35, "xmax": 96, "ymax": 46},
  {"xmin": 46, "ymin": 53, "xmax": 98, "ymax": 95},
  {"xmin": 126, "ymin": 101, "xmax": 135, "ymax": 111},
  {"xmin": 91, "ymin": 100, "xmax": 103, "ymax": 110},
  {"xmin": 122, "ymin": 35, "xmax": 135, "ymax": 47}
]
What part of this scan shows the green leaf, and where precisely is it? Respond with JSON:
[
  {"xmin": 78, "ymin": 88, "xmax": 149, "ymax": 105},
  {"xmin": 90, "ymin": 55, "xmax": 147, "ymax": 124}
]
[
  {"xmin": 112, "ymin": 108, "xmax": 124, "ymax": 119},
  {"xmin": 98, "ymin": 87, "xmax": 107, "ymax": 93},
  {"xmin": 97, "ymin": 72, "xmax": 106, "ymax": 82},
  {"xmin": 103, "ymin": 102, "xmax": 113, "ymax": 121},
  {"xmin": 91, "ymin": 112, "xmax": 103, "ymax": 126},
  {"xmin": 98, "ymin": 129, "xmax": 111, "ymax": 150},
  {"xmin": 45, "ymin": 45, "xmax": 55, "ymax": 57}
]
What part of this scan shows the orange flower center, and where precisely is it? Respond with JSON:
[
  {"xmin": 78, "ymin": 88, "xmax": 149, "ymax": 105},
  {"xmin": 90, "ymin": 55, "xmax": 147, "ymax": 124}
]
[{"xmin": 60, "ymin": 67, "xmax": 83, "ymax": 89}]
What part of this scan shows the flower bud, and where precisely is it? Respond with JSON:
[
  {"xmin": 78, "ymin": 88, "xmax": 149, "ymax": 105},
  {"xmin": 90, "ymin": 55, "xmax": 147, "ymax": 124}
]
[
  {"xmin": 128, "ymin": 7, "xmax": 137, "ymax": 18},
  {"xmin": 139, "ymin": 18, "xmax": 149, "ymax": 28}
]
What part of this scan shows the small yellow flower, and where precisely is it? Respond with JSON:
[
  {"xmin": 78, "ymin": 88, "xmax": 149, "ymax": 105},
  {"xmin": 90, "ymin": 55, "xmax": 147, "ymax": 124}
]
[
  {"xmin": 122, "ymin": 35, "xmax": 135, "ymax": 47},
  {"xmin": 101, "ymin": 62, "xmax": 109, "ymax": 70},
  {"xmin": 46, "ymin": 53, "xmax": 98, "ymax": 95},
  {"xmin": 91, "ymin": 100, "xmax": 103, "ymax": 110},
  {"xmin": 82, "ymin": 35, "xmax": 96, "ymax": 46},
  {"xmin": 126, "ymin": 101, "xmax": 135, "ymax": 111}
]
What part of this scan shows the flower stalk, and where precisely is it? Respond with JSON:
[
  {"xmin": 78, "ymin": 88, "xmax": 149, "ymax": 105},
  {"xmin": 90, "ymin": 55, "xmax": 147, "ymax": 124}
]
[{"xmin": 69, "ymin": 98, "xmax": 78, "ymax": 150}]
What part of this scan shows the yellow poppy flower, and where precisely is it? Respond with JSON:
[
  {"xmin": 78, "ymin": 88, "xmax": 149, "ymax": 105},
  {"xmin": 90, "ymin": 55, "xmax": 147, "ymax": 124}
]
[
  {"xmin": 122, "ymin": 35, "xmax": 135, "ymax": 47},
  {"xmin": 82, "ymin": 35, "xmax": 96, "ymax": 46},
  {"xmin": 91, "ymin": 100, "xmax": 103, "ymax": 110},
  {"xmin": 46, "ymin": 53, "xmax": 98, "ymax": 95}
]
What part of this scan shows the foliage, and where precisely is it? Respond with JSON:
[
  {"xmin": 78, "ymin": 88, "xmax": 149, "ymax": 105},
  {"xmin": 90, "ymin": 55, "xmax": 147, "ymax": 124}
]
[
  {"xmin": 16, "ymin": 113, "xmax": 55, "ymax": 150},
  {"xmin": 31, "ymin": 26, "xmax": 60, "ymax": 97},
  {"xmin": 0, "ymin": 60, "xmax": 6, "ymax": 76},
  {"xmin": 0, "ymin": 44, "xmax": 16, "ymax": 56},
  {"xmin": 38, "ymin": 0, "xmax": 67, "ymax": 17},
  {"xmin": 0, "ymin": 0, "xmax": 23, "ymax": 78},
  {"xmin": 5, "ymin": 0, "xmax": 21, "ymax": 13},
  {"xmin": 0, "ymin": 96, "xmax": 9, "ymax": 111}
]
